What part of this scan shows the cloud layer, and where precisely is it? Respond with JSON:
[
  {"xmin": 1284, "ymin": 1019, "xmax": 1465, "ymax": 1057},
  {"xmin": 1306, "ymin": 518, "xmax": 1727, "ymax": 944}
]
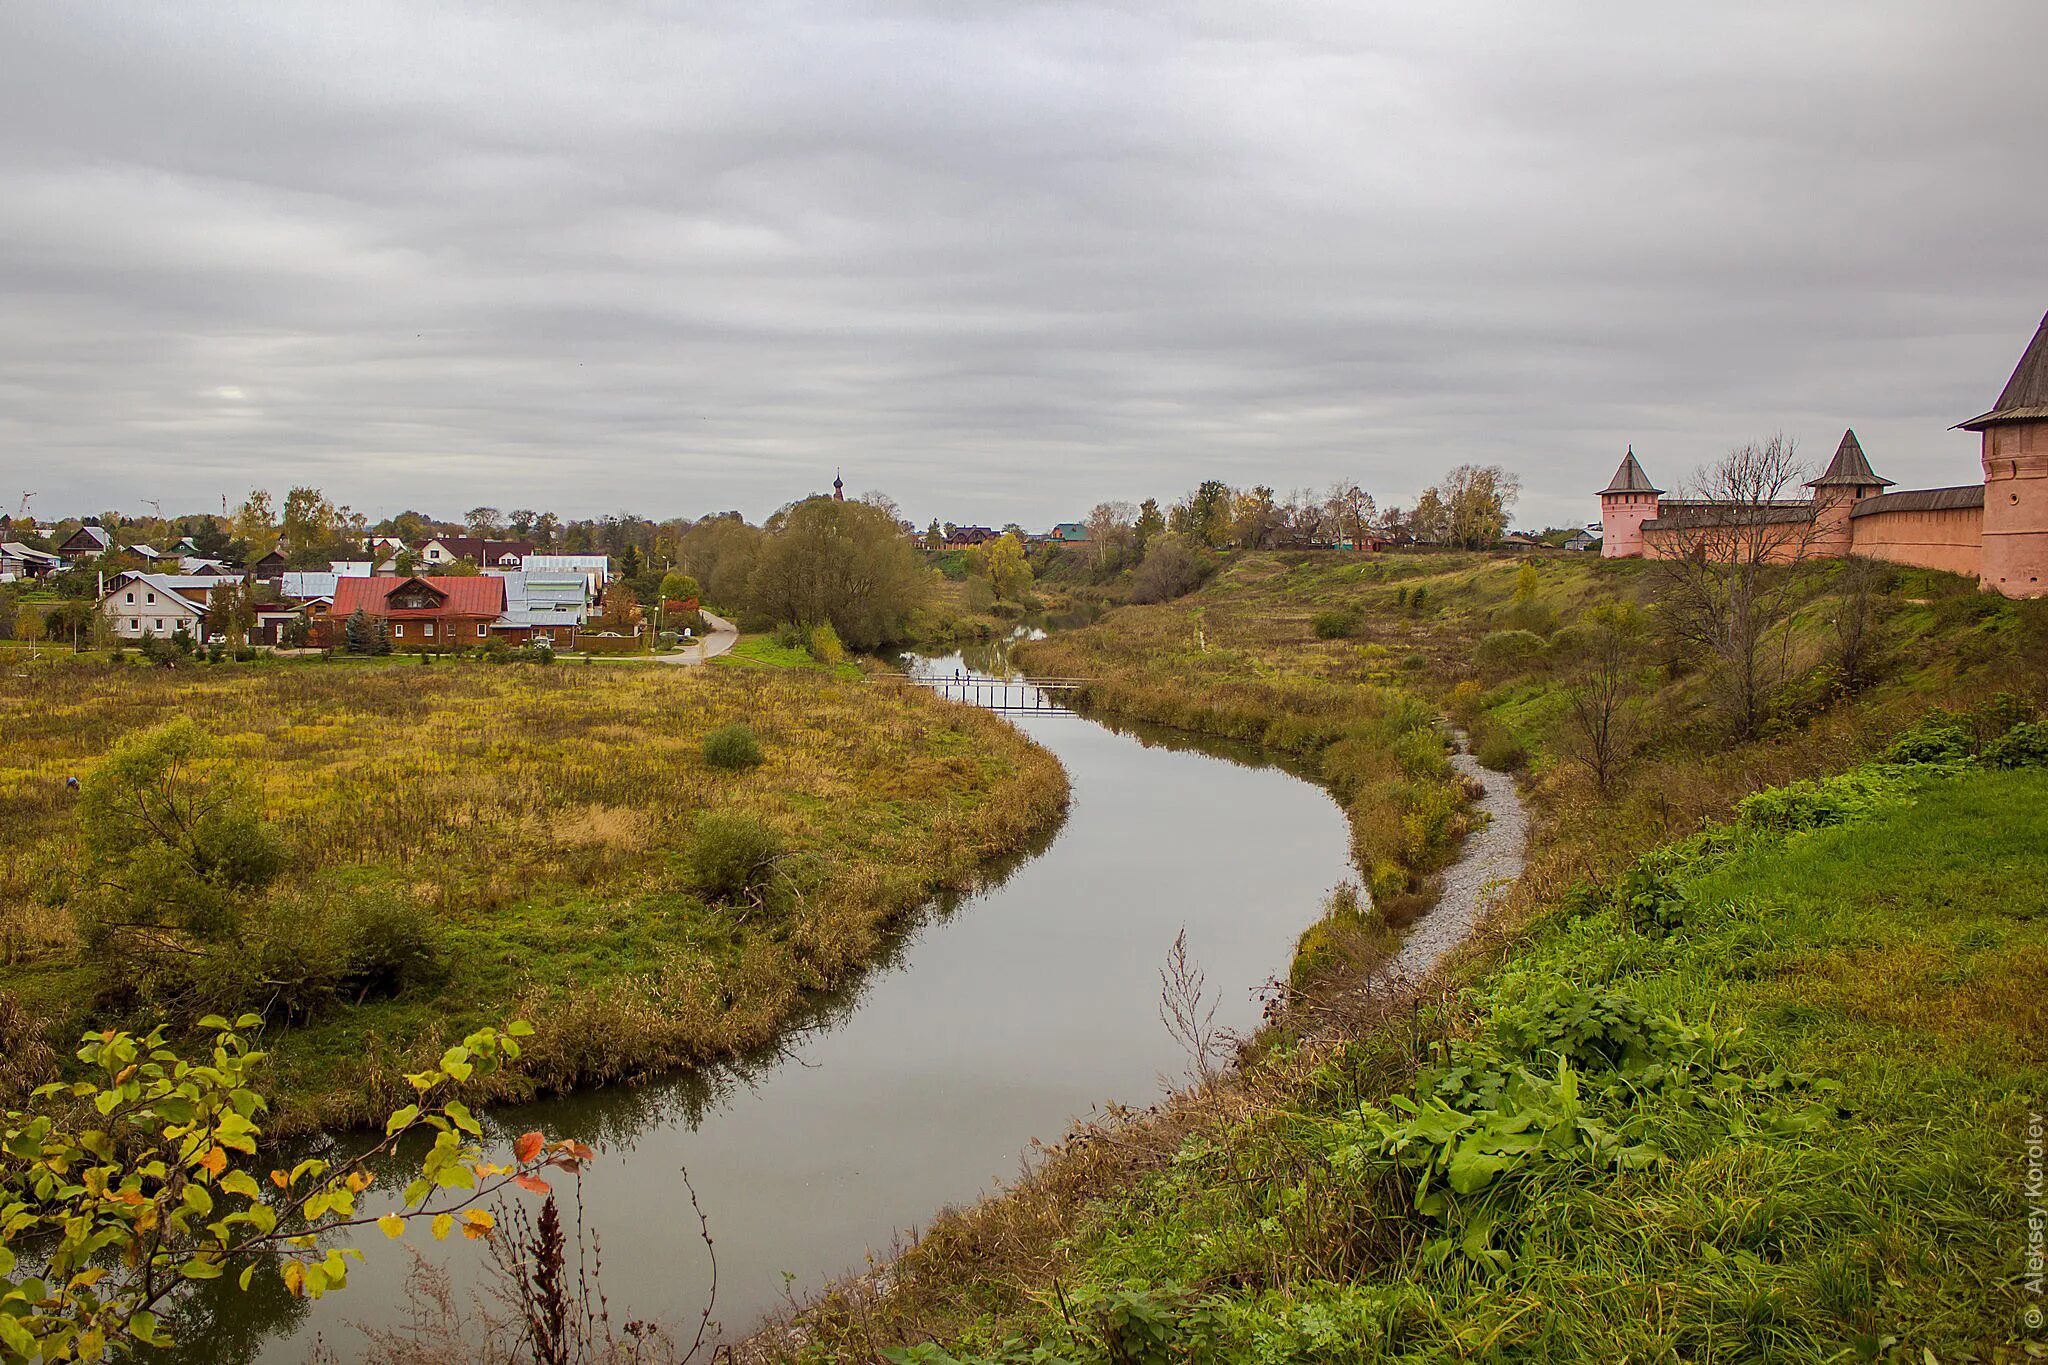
[{"xmin": 3, "ymin": 1, "xmax": 2044, "ymax": 529}]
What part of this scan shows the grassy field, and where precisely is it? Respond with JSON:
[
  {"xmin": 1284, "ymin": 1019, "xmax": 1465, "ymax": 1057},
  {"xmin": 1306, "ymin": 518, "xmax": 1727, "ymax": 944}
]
[
  {"xmin": 0, "ymin": 655, "xmax": 1066, "ymax": 1131},
  {"xmin": 748, "ymin": 549, "xmax": 2047, "ymax": 1361}
]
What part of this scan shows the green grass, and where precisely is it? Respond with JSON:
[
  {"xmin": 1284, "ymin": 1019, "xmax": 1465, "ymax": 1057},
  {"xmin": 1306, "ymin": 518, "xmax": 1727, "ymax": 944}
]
[{"xmin": 715, "ymin": 634, "xmax": 863, "ymax": 678}]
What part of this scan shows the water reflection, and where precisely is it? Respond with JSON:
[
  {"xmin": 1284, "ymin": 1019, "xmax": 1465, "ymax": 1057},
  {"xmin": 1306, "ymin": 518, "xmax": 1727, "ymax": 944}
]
[{"xmin": 216, "ymin": 645, "xmax": 1351, "ymax": 1362}]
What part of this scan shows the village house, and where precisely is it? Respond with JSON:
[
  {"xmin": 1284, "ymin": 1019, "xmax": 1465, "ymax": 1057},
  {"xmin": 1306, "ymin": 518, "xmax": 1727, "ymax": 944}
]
[
  {"xmin": 492, "ymin": 571, "xmax": 589, "ymax": 647},
  {"xmin": 414, "ymin": 536, "xmax": 535, "ymax": 569},
  {"xmin": 944, "ymin": 525, "xmax": 998, "ymax": 548},
  {"xmin": 519, "ymin": 554, "xmax": 610, "ymax": 591},
  {"xmin": 317, "ymin": 575, "xmax": 506, "ymax": 650},
  {"xmin": 1, "ymin": 543, "xmax": 62, "ymax": 581},
  {"xmin": 98, "ymin": 572, "xmax": 234, "ymax": 640},
  {"xmin": 55, "ymin": 525, "xmax": 114, "ymax": 564},
  {"xmin": 1599, "ymin": 309, "xmax": 2048, "ymax": 599}
]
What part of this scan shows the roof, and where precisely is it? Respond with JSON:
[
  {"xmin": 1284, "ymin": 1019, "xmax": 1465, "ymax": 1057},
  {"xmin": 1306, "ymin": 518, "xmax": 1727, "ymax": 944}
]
[
  {"xmin": 280, "ymin": 572, "xmax": 339, "ymax": 601},
  {"xmin": 417, "ymin": 536, "xmax": 536, "ymax": 563},
  {"xmin": 520, "ymin": 554, "xmax": 609, "ymax": 577},
  {"xmin": 1642, "ymin": 502, "xmax": 1816, "ymax": 531},
  {"xmin": 101, "ymin": 573, "xmax": 211, "ymax": 614},
  {"xmin": 2, "ymin": 543, "xmax": 61, "ymax": 564},
  {"xmin": 330, "ymin": 575, "xmax": 507, "ymax": 619},
  {"xmin": 495, "ymin": 571, "xmax": 590, "ymax": 629},
  {"xmin": 1850, "ymin": 485, "xmax": 1986, "ymax": 517},
  {"xmin": 1807, "ymin": 428, "xmax": 1893, "ymax": 488},
  {"xmin": 1960, "ymin": 310, "xmax": 2048, "ymax": 430},
  {"xmin": 1600, "ymin": 447, "xmax": 1661, "ymax": 495},
  {"xmin": 61, "ymin": 526, "xmax": 113, "ymax": 550}
]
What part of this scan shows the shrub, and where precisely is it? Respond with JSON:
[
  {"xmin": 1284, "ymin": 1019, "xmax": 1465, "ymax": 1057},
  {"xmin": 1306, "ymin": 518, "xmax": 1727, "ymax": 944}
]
[
  {"xmin": 703, "ymin": 723, "xmax": 765, "ymax": 771},
  {"xmin": 336, "ymin": 897, "xmax": 446, "ymax": 999},
  {"xmin": 1474, "ymin": 723, "xmax": 1527, "ymax": 772},
  {"xmin": 684, "ymin": 811, "xmax": 783, "ymax": 904},
  {"xmin": 1129, "ymin": 535, "xmax": 1210, "ymax": 604},
  {"xmin": 1311, "ymin": 609, "xmax": 1360, "ymax": 640},
  {"xmin": 1472, "ymin": 629, "xmax": 1546, "ymax": 675},
  {"xmin": 807, "ymin": 622, "xmax": 846, "ymax": 664},
  {"xmin": 1881, "ymin": 711, "xmax": 1977, "ymax": 765},
  {"xmin": 1400, "ymin": 652, "xmax": 1428, "ymax": 670},
  {"xmin": 771, "ymin": 621, "xmax": 808, "ymax": 651},
  {"xmin": 1982, "ymin": 720, "xmax": 2048, "ymax": 769}
]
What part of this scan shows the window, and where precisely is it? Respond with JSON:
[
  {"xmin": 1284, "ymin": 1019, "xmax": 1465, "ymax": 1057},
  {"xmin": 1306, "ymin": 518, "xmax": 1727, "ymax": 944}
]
[
  {"xmin": 127, "ymin": 619, "xmax": 138, "ymax": 632},
  {"xmin": 146, "ymin": 593, "xmax": 156, "ymax": 604},
  {"xmin": 124, "ymin": 592, "xmax": 134, "ymax": 603},
  {"xmin": 478, "ymin": 623, "xmax": 489, "ymax": 638},
  {"xmin": 154, "ymin": 620, "xmax": 164, "ymax": 631},
  {"xmin": 393, "ymin": 624, "xmax": 405, "ymax": 638},
  {"xmin": 423, "ymin": 623, "xmax": 435, "ymax": 638}
]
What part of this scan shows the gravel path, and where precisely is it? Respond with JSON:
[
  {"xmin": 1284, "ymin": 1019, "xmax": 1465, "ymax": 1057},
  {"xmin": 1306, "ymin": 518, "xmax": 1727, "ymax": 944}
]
[{"xmin": 1385, "ymin": 732, "xmax": 1530, "ymax": 985}]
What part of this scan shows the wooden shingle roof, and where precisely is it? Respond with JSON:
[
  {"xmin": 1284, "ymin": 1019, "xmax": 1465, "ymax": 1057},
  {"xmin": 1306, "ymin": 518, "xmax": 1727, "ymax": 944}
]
[
  {"xmin": 1599, "ymin": 447, "xmax": 1660, "ymax": 495},
  {"xmin": 1807, "ymin": 428, "xmax": 1893, "ymax": 488},
  {"xmin": 1959, "ymin": 310, "xmax": 2048, "ymax": 430}
]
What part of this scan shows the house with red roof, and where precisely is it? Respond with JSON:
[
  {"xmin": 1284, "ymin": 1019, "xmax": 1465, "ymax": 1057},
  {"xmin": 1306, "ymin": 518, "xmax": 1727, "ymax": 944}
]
[{"xmin": 316, "ymin": 575, "xmax": 508, "ymax": 650}]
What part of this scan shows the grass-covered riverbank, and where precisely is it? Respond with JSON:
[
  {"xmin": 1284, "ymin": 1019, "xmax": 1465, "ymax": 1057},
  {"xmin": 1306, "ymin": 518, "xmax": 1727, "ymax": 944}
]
[
  {"xmin": 748, "ymin": 549, "xmax": 2047, "ymax": 1361},
  {"xmin": 0, "ymin": 656, "xmax": 1067, "ymax": 1131}
]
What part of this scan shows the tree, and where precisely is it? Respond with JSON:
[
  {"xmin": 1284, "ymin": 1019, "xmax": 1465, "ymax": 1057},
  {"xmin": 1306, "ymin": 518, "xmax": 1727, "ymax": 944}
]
[
  {"xmin": 465, "ymin": 507, "xmax": 504, "ymax": 536},
  {"xmin": 1408, "ymin": 487, "xmax": 1449, "ymax": 544},
  {"xmin": 658, "ymin": 571, "xmax": 700, "ymax": 604},
  {"xmin": 1083, "ymin": 502, "xmax": 1138, "ymax": 577},
  {"xmin": 1134, "ymin": 498, "xmax": 1165, "ymax": 555},
  {"xmin": 393, "ymin": 547, "xmax": 420, "ymax": 577},
  {"xmin": 0, "ymin": 1013, "xmax": 582, "ymax": 1360},
  {"xmin": 205, "ymin": 578, "xmax": 257, "ymax": 649},
  {"xmin": 924, "ymin": 519, "xmax": 943, "ymax": 552},
  {"xmin": 743, "ymin": 497, "xmax": 930, "ymax": 650},
  {"xmin": 679, "ymin": 516, "xmax": 765, "ymax": 609},
  {"xmin": 1559, "ymin": 604, "xmax": 1649, "ymax": 793},
  {"xmin": 343, "ymin": 608, "xmax": 372, "ymax": 654},
  {"xmin": 371, "ymin": 620, "xmax": 393, "ymax": 656},
  {"xmin": 280, "ymin": 488, "xmax": 345, "ymax": 563},
  {"xmin": 595, "ymin": 581, "xmax": 644, "ymax": 635},
  {"xmin": 984, "ymin": 532, "xmax": 1034, "ymax": 604},
  {"xmin": 1418, "ymin": 465, "xmax": 1520, "ymax": 549},
  {"xmin": 1230, "ymin": 486, "xmax": 1285, "ymax": 549},
  {"xmin": 1170, "ymin": 481, "xmax": 1234, "ymax": 548},
  {"xmin": 618, "ymin": 544, "xmax": 643, "ymax": 582},
  {"xmin": 1129, "ymin": 534, "xmax": 1209, "ymax": 604},
  {"xmin": 231, "ymin": 491, "xmax": 276, "ymax": 556},
  {"xmin": 1324, "ymin": 483, "xmax": 1376, "ymax": 549},
  {"xmin": 77, "ymin": 719, "xmax": 285, "ymax": 946},
  {"xmin": 1651, "ymin": 435, "xmax": 1818, "ymax": 739}
]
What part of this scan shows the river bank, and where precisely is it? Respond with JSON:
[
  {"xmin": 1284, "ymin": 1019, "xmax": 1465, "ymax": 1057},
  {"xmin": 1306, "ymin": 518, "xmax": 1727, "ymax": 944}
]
[
  {"xmin": 189, "ymin": 649, "xmax": 1359, "ymax": 1361},
  {"xmin": 743, "ymin": 550, "xmax": 2048, "ymax": 1362}
]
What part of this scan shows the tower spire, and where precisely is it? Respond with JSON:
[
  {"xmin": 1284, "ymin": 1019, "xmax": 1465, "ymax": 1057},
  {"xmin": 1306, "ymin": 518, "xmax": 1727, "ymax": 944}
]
[{"xmin": 832, "ymin": 469, "xmax": 845, "ymax": 502}]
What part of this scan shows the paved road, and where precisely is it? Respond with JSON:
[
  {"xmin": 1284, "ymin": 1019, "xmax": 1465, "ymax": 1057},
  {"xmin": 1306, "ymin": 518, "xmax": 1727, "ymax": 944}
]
[{"xmin": 659, "ymin": 609, "xmax": 739, "ymax": 666}]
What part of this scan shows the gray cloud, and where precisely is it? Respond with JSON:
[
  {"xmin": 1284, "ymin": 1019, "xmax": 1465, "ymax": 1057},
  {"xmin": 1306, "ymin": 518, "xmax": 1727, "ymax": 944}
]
[{"xmin": 2, "ymin": 1, "xmax": 2044, "ymax": 530}]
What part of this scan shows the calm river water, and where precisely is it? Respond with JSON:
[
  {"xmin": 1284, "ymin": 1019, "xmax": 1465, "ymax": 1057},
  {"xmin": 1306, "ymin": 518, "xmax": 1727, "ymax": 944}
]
[{"xmin": 212, "ymin": 642, "xmax": 1353, "ymax": 1361}]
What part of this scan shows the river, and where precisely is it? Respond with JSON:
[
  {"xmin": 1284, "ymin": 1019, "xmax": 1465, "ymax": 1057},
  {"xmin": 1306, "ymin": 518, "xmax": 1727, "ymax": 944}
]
[{"xmin": 212, "ymin": 640, "xmax": 1355, "ymax": 1361}]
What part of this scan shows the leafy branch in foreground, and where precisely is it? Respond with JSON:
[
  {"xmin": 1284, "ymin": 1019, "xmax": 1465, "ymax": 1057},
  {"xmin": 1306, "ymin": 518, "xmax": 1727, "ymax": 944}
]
[{"xmin": 0, "ymin": 1015, "xmax": 587, "ymax": 1363}]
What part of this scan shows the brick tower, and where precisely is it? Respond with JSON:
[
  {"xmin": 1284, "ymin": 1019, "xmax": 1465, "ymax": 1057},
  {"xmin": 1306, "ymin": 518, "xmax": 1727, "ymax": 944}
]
[
  {"xmin": 1598, "ymin": 447, "xmax": 1660, "ymax": 558},
  {"xmin": 1805, "ymin": 428, "xmax": 1891, "ymax": 557},
  {"xmin": 1961, "ymin": 311, "xmax": 2048, "ymax": 599}
]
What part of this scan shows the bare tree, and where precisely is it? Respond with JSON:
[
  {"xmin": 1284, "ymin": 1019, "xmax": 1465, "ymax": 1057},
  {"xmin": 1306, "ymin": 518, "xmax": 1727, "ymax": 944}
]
[
  {"xmin": 1158, "ymin": 928, "xmax": 1227, "ymax": 1084},
  {"xmin": 1651, "ymin": 435, "xmax": 1818, "ymax": 739},
  {"xmin": 1828, "ymin": 556, "xmax": 1891, "ymax": 690},
  {"xmin": 1322, "ymin": 482, "xmax": 1377, "ymax": 549},
  {"xmin": 1560, "ymin": 603, "xmax": 1648, "ymax": 793}
]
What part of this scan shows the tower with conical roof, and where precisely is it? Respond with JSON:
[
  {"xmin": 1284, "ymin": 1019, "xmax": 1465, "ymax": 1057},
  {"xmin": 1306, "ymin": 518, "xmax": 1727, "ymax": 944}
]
[
  {"xmin": 1597, "ymin": 447, "xmax": 1661, "ymax": 558},
  {"xmin": 1806, "ymin": 428, "xmax": 1893, "ymax": 557},
  {"xmin": 1962, "ymin": 311, "xmax": 2048, "ymax": 598}
]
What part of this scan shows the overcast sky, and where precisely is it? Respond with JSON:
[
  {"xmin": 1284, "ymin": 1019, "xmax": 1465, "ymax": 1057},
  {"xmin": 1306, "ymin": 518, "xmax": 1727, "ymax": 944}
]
[{"xmin": 3, "ymin": 2, "xmax": 2044, "ymax": 531}]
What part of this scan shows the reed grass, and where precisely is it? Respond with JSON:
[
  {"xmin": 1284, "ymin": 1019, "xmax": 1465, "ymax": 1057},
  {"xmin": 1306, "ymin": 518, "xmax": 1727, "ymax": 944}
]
[{"xmin": 0, "ymin": 656, "xmax": 1068, "ymax": 1131}]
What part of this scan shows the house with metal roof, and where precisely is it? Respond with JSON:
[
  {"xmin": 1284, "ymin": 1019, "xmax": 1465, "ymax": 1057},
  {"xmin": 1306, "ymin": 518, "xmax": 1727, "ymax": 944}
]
[
  {"xmin": 98, "ymin": 573, "xmax": 219, "ymax": 640},
  {"xmin": 493, "ymin": 571, "xmax": 589, "ymax": 647}
]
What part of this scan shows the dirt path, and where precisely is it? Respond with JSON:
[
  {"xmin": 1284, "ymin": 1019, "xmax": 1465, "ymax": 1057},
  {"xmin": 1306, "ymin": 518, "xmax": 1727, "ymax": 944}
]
[
  {"xmin": 659, "ymin": 609, "xmax": 739, "ymax": 666},
  {"xmin": 1385, "ymin": 732, "xmax": 1530, "ymax": 984}
]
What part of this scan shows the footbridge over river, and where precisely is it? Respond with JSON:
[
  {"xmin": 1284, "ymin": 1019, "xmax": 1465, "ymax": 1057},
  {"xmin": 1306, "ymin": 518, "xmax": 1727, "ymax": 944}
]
[{"xmin": 876, "ymin": 672, "xmax": 1093, "ymax": 714}]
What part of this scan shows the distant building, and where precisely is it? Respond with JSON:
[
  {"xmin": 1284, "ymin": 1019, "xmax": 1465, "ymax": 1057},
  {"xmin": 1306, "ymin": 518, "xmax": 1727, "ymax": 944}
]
[
  {"xmin": 98, "ymin": 572, "xmax": 233, "ymax": 639},
  {"xmin": 1050, "ymin": 521, "xmax": 1091, "ymax": 543},
  {"xmin": 1599, "ymin": 309, "xmax": 2048, "ymax": 599},
  {"xmin": 415, "ymin": 536, "xmax": 535, "ymax": 570},
  {"xmin": 1561, "ymin": 528, "xmax": 1601, "ymax": 552},
  {"xmin": 318, "ymin": 575, "xmax": 507, "ymax": 650},
  {"xmin": 1, "ymin": 543, "xmax": 61, "ymax": 581},
  {"xmin": 944, "ymin": 525, "xmax": 997, "ymax": 548},
  {"xmin": 55, "ymin": 525, "xmax": 113, "ymax": 564},
  {"xmin": 522, "ymin": 554, "xmax": 610, "ymax": 591}
]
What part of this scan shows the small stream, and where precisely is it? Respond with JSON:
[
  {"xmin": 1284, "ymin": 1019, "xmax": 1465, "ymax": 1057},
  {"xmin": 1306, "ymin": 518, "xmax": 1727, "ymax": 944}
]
[{"xmin": 213, "ymin": 636, "xmax": 1357, "ymax": 1360}]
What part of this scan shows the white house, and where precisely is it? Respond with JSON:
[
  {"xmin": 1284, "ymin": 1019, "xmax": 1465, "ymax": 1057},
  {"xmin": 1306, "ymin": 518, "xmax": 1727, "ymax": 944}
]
[{"xmin": 99, "ymin": 573, "xmax": 215, "ymax": 640}]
